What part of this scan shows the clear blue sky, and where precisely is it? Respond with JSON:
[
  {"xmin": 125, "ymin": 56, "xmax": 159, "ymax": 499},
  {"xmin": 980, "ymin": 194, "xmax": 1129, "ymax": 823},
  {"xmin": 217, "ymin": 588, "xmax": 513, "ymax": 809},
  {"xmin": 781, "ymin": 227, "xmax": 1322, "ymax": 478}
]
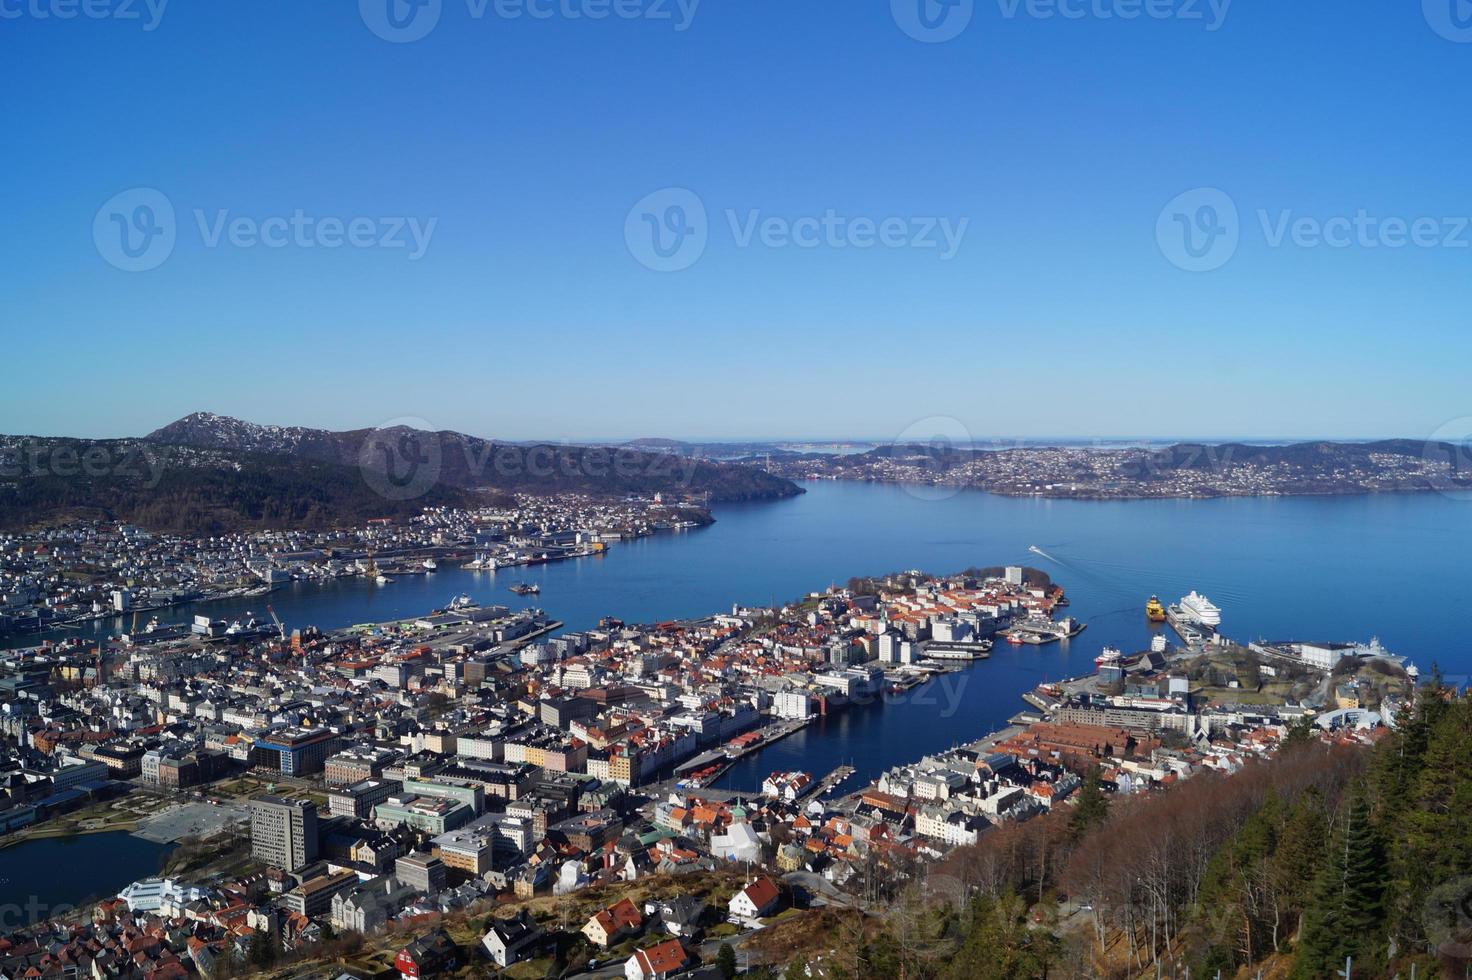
[{"xmin": 4, "ymin": 0, "xmax": 1470, "ymax": 442}]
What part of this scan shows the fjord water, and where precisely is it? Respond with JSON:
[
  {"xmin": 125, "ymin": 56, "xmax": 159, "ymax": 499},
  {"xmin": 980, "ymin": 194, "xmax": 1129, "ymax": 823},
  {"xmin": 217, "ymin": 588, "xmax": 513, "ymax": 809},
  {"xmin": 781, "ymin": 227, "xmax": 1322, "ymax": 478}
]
[
  {"xmin": 33, "ymin": 481, "xmax": 1472, "ymax": 790},
  {"xmin": 0, "ymin": 832, "xmax": 172, "ymax": 926}
]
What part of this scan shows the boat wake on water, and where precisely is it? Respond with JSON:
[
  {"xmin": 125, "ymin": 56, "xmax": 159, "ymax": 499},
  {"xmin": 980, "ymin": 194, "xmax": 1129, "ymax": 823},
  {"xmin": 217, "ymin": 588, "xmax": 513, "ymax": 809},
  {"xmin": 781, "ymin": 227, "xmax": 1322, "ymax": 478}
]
[
  {"xmin": 1033, "ymin": 547, "xmax": 1255, "ymax": 609},
  {"xmin": 1026, "ymin": 545, "xmax": 1142, "ymax": 603}
]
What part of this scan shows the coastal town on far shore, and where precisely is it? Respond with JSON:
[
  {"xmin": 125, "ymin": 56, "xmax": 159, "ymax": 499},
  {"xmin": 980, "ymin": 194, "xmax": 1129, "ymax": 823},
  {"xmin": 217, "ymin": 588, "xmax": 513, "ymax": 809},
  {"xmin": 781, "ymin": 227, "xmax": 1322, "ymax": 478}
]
[
  {"xmin": 765, "ymin": 439, "xmax": 1467, "ymax": 499},
  {"xmin": 0, "ymin": 494, "xmax": 711, "ymax": 639},
  {"xmin": 0, "ymin": 512, "xmax": 1418, "ymax": 980}
]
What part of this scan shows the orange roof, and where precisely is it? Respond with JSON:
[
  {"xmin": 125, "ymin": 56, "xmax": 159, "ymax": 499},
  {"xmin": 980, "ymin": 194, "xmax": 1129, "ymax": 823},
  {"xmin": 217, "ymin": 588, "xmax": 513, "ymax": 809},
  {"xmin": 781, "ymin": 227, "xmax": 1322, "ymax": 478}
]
[
  {"xmin": 633, "ymin": 938, "xmax": 688, "ymax": 975},
  {"xmin": 601, "ymin": 897, "xmax": 642, "ymax": 931}
]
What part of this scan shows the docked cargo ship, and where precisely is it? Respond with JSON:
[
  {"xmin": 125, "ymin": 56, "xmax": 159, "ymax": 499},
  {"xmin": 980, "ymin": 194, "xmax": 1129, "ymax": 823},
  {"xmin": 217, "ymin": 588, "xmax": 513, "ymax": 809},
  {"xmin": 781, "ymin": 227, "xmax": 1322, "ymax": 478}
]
[{"xmin": 1145, "ymin": 595, "xmax": 1166, "ymax": 622}]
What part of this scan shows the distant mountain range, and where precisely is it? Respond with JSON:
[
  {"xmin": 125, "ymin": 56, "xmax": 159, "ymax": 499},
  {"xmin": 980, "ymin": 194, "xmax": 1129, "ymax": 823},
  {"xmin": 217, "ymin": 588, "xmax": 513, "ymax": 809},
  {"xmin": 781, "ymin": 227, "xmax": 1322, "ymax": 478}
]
[
  {"xmin": 0, "ymin": 413, "xmax": 802, "ymax": 535},
  {"xmin": 148, "ymin": 413, "xmax": 801, "ymax": 501},
  {"xmin": 0, "ymin": 436, "xmax": 485, "ymax": 536}
]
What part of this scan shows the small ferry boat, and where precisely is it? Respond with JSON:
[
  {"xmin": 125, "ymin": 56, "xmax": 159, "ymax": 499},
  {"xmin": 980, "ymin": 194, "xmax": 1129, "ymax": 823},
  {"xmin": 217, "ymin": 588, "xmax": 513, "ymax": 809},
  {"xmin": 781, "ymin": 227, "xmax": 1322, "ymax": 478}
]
[{"xmin": 510, "ymin": 583, "xmax": 540, "ymax": 596}]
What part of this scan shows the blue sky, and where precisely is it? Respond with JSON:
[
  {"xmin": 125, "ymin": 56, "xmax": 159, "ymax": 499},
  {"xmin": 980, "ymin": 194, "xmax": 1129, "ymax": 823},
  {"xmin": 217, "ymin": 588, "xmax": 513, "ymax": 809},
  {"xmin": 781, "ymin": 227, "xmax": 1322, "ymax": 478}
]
[{"xmin": 3, "ymin": 0, "xmax": 1470, "ymax": 442}]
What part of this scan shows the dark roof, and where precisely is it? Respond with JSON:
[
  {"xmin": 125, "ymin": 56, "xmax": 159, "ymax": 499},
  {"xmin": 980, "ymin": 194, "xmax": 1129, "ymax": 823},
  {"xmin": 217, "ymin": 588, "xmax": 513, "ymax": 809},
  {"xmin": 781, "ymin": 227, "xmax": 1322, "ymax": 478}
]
[
  {"xmin": 401, "ymin": 928, "xmax": 456, "ymax": 965},
  {"xmin": 488, "ymin": 911, "xmax": 539, "ymax": 945},
  {"xmin": 660, "ymin": 895, "xmax": 704, "ymax": 925}
]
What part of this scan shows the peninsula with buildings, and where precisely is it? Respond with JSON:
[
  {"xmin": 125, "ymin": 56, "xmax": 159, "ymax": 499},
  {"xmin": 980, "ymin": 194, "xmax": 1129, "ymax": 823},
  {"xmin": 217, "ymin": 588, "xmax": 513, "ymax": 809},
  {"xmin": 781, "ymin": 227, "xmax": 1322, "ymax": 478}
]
[
  {"xmin": 0, "ymin": 560, "xmax": 1420, "ymax": 979},
  {"xmin": 0, "ymin": 495, "xmax": 713, "ymax": 639}
]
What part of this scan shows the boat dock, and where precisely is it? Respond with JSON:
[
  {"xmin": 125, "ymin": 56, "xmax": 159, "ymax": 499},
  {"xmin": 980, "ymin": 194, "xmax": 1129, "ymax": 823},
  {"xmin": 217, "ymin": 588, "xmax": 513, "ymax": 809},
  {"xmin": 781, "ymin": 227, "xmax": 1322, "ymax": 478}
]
[
  {"xmin": 726, "ymin": 717, "xmax": 812, "ymax": 760},
  {"xmin": 675, "ymin": 748, "xmax": 729, "ymax": 777},
  {"xmin": 801, "ymin": 764, "xmax": 856, "ymax": 801},
  {"xmin": 673, "ymin": 717, "xmax": 812, "ymax": 776},
  {"xmin": 923, "ymin": 640, "xmax": 992, "ymax": 661},
  {"xmin": 1021, "ymin": 691, "xmax": 1059, "ymax": 712}
]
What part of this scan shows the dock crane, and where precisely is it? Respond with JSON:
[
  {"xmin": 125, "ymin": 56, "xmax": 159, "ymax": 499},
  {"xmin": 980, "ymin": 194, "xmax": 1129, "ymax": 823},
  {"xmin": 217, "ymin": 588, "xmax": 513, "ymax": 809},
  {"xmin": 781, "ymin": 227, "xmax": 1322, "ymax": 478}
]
[{"xmin": 266, "ymin": 604, "xmax": 286, "ymax": 643}]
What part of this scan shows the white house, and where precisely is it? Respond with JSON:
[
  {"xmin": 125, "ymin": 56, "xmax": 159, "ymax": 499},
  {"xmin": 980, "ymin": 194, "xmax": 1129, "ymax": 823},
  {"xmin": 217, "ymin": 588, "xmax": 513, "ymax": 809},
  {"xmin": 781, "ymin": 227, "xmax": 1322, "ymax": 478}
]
[
  {"xmin": 625, "ymin": 938, "xmax": 689, "ymax": 980},
  {"xmin": 481, "ymin": 911, "xmax": 541, "ymax": 968},
  {"xmin": 727, "ymin": 875, "xmax": 782, "ymax": 921}
]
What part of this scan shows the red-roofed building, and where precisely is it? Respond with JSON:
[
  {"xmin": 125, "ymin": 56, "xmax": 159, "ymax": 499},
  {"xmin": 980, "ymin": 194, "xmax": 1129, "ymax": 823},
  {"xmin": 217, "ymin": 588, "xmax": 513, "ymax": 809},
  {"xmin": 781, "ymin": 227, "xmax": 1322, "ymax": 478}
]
[
  {"xmin": 728, "ymin": 875, "xmax": 782, "ymax": 921},
  {"xmin": 625, "ymin": 938, "xmax": 689, "ymax": 980},
  {"xmin": 582, "ymin": 897, "xmax": 643, "ymax": 948}
]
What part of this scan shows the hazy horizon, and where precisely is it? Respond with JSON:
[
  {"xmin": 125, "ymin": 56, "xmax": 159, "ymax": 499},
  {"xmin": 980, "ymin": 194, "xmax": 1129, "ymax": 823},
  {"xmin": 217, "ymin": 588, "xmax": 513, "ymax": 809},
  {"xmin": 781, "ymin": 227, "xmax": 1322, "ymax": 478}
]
[{"xmin": 1, "ymin": 409, "xmax": 1454, "ymax": 448}]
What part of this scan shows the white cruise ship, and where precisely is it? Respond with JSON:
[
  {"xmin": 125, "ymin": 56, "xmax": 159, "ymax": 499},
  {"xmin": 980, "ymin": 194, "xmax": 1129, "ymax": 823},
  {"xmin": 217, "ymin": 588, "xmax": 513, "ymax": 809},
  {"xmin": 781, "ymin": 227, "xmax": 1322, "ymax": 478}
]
[{"xmin": 1178, "ymin": 591, "xmax": 1222, "ymax": 627}]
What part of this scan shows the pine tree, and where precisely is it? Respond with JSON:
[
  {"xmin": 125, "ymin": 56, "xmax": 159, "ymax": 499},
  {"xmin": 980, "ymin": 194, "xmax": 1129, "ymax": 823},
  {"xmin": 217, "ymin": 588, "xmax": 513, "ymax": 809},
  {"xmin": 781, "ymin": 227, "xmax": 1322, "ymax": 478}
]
[
  {"xmin": 1339, "ymin": 790, "xmax": 1387, "ymax": 960},
  {"xmin": 717, "ymin": 942, "xmax": 738, "ymax": 979},
  {"xmin": 1283, "ymin": 715, "xmax": 1316, "ymax": 748},
  {"xmin": 1272, "ymin": 789, "xmax": 1327, "ymax": 949},
  {"xmin": 1385, "ymin": 692, "xmax": 1472, "ymax": 954},
  {"xmin": 944, "ymin": 891, "xmax": 1057, "ymax": 980},
  {"xmin": 1069, "ymin": 764, "xmax": 1110, "ymax": 841},
  {"xmin": 1292, "ymin": 788, "xmax": 1387, "ymax": 977}
]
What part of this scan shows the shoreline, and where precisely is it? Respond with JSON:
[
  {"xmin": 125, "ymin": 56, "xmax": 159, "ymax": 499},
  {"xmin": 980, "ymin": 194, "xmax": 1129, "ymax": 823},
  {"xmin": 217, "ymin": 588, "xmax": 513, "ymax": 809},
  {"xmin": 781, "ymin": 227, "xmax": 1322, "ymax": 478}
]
[{"xmin": 795, "ymin": 475, "xmax": 1457, "ymax": 502}]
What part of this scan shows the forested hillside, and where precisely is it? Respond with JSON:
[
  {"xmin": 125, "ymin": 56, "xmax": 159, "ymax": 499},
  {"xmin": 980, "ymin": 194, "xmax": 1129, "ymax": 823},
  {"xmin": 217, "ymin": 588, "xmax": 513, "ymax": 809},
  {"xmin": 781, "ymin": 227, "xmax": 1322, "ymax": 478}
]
[
  {"xmin": 0, "ymin": 439, "xmax": 486, "ymax": 534},
  {"xmin": 817, "ymin": 677, "xmax": 1472, "ymax": 978}
]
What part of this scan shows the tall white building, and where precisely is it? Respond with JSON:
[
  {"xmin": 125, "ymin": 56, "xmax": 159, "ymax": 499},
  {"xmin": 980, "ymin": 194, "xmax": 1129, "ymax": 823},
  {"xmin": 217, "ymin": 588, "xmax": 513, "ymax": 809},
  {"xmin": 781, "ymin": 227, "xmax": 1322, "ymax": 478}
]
[{"xmin": 773, "ymin": 689, "xmax": 812, "ymax": 720}]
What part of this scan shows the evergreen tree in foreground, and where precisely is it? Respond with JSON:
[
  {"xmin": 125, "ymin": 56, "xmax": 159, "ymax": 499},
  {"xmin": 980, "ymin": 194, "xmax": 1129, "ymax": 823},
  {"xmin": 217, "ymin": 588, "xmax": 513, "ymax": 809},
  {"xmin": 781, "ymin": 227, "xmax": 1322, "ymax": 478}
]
[
  {"xmin": 1293, "ymin": 787, "xmax": 1386, "ymax": 977},
  {"xmin": 1069, "ymin": 764, "xmax": 1110, "ymax": 841}
]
